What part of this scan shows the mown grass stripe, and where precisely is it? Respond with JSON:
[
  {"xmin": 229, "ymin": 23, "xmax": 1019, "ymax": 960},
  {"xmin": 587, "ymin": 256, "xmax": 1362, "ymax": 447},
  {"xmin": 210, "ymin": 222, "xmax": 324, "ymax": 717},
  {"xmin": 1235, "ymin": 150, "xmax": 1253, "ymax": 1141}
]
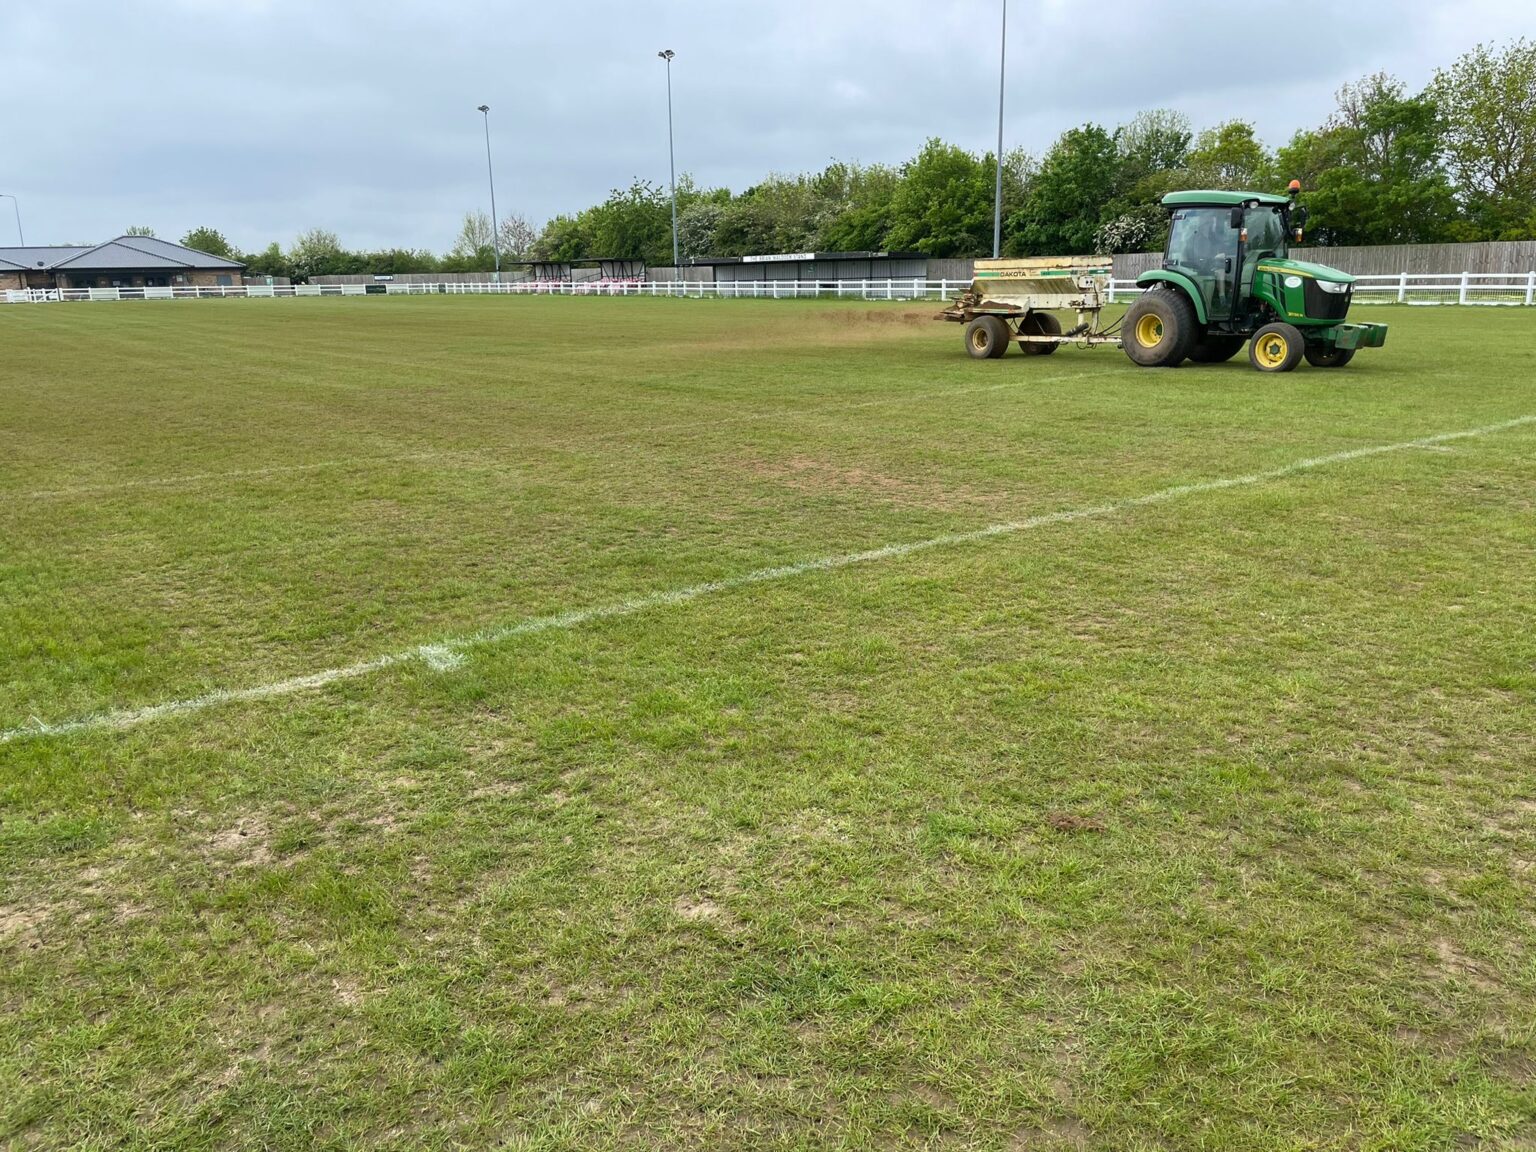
[
  {"xmin": 1, "ymin": 370, "xmax": 1103, "ymax": 504},
  {"xmin": 4, "ymin": 413, "xmax": 1530, "ymax": 746}
]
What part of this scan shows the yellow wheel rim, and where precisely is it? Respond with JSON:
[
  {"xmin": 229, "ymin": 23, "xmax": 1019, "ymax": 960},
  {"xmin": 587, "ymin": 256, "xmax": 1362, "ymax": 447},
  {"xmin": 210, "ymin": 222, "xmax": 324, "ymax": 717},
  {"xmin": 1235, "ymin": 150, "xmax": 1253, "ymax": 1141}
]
[
  {"xmin": 1254, "ymin": 333, "xmax": 1289, "ymax": 368},
  {"xmin": 1134, "ymin": 314, "xmax": 1164, "ymax": 348}
]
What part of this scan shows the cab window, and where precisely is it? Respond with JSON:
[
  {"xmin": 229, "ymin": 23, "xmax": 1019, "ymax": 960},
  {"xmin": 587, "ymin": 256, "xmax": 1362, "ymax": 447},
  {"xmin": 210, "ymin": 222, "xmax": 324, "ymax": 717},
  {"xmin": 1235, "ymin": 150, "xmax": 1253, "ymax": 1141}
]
[
  {"xmin": 1165, "ymin": 208, "xmax": 1237, "ymax": 274},
  {"xmin": 1244, "ymin": 207, "xmax": 1287, "ymax": 257}
]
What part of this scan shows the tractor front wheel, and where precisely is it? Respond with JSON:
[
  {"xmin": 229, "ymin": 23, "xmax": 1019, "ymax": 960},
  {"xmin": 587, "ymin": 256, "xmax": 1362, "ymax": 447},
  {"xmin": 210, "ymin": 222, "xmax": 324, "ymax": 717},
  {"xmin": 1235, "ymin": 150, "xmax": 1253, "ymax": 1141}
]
[
  {"xmin": 1249, "ymin": 323, "xmax": 1305, "ymax": 373},
  {"xmin": 965, "ymin": 315, "xmax": 1009, "ymax": 359},
  {"xmin": 1018, "ymin": 311, "xmax": 1062, "ymax": 355},
  {"xmin": 1304, "ymin": 344, "xmax": 1356, "ymax": 368},
  {"xmin": 1123, "ymin": 289, "xmax": 1197, "ymax": 367}
]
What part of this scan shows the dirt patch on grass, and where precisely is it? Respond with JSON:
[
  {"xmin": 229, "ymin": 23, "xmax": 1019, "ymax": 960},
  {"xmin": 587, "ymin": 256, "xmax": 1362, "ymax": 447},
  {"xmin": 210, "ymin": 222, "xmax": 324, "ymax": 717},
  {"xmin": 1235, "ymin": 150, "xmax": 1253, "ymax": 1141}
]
[
  {"xmin": 674, "ymin": 895, "xmax": 733, "ymax": 926},
  {"xmin": 1432, "ymin": 937, "xmax": 1502, "ymax": 993},
  {"xmin": 0, "ymin": 903, "xmax": 54, "ymax": 948},
  {"xmin": 210, "ymin": 1038, "xmax": 274, "ymax": 1091},
  {"xmin": 897, "ymin": 1083, "xmax": 957, "ymax": 1111},
  {"xmin": 1045, "ymin": 813, "xmax": 1105, "ymax": 834},
  {"xmin": 331, "ymin": 976, "xmax": 366, "ymax": 1008},
  {"xmin": 816, "ymin": 306, "xmax": 933, "ymax": 327},
  {"xmin": 207, "ymin": 817, "xmax": 273, "ymax": 868},
  {"xmin": 1011, "ymin": 1116, "xmax": 1092, "ymax": 1149}
]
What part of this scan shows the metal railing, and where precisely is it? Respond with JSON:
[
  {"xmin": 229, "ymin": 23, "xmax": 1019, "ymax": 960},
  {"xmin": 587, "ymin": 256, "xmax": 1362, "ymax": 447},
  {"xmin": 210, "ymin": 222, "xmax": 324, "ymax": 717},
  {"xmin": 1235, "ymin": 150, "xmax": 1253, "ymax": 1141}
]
[{"xmin": 5, "ymin": 271, "xmax": 1536, "ymax": 306}]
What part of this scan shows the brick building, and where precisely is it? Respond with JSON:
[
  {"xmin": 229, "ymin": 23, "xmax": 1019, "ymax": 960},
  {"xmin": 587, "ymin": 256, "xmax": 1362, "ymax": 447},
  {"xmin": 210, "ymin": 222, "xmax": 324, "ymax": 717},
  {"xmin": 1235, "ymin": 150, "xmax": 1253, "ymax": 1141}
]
[{"xmin": 0, "ymin": 235, "xmax": 244, "ymax": 291}]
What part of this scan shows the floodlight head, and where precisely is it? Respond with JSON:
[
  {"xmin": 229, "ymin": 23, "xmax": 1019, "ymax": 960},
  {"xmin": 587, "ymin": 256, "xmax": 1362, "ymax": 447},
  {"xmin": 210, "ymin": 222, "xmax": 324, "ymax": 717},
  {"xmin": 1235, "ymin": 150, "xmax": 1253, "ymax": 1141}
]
[
  {"xmin": 658, "ymin": 49, "xmax": 674, "ymax": 61},
  {"xmin": 477, "ymin": 104, "xmax": 490, "ymax": 113}
]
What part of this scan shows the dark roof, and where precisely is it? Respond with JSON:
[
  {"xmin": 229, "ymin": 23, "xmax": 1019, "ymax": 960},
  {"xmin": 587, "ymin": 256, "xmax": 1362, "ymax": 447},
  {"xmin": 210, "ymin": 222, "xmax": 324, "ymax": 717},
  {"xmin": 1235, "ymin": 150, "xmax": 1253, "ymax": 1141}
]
[
  {"xmin": 0, "ymin": 236, "xmax": 244, "ymax": 272},
  {"xmin": 684, "ymin": 250, "xmax": 925, "ymax": 266},
  {"xmin": 0, "ymin": 245, "xmax": 93, "ymax": 270}
]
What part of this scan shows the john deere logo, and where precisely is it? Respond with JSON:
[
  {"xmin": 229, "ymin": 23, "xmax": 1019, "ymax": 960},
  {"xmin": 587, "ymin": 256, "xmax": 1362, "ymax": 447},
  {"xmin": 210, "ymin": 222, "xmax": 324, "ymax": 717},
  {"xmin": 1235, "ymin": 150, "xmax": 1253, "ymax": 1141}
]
[{"xmin": 1284, "ymin": 275, "xmax": 1303, "ymax": 288}]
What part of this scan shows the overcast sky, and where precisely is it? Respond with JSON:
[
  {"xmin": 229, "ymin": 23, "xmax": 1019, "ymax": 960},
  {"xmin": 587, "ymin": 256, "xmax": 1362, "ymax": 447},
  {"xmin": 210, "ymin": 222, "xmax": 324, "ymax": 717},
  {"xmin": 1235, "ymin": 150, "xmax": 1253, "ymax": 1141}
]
[{"xmin": 2, "ymin": 0, "xmax": 1529, "ymax": 253}]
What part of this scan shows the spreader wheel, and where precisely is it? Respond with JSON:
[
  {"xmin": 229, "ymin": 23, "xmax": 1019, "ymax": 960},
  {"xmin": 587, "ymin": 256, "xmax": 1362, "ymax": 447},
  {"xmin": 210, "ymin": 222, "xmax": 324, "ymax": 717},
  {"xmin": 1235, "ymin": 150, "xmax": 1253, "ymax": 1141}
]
[
  {"xmin": 1018, "ymin": 311, "xmax": 1062, "ymax": 355},
  {"xmin": 964, "ymin": 315, "xmax": 1010, "ymax": 359}
]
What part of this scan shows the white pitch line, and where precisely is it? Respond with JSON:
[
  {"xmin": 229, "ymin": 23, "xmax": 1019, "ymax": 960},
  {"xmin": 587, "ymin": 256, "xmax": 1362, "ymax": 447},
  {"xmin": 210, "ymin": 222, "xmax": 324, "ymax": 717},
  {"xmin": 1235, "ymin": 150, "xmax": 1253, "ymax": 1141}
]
[{"xmin": 4, "ymin": 414, "xmax": 1530, "ymax": 746}]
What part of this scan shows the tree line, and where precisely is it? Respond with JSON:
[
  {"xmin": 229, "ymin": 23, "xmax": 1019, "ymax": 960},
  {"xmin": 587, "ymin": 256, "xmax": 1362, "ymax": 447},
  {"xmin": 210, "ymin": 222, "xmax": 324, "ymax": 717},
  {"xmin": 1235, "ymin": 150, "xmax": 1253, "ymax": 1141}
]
[{"xmin": 169, "ymin": 39, "xmax": 1531, "ymax": 278}]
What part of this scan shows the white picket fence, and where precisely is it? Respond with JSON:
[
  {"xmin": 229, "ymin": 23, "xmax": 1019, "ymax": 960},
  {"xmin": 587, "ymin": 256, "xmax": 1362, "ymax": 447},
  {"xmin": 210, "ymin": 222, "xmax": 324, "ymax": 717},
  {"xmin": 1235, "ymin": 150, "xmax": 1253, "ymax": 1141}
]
[{"xmin": 5, "ymin": 271, "xmax": 1536, "ymax": 306}]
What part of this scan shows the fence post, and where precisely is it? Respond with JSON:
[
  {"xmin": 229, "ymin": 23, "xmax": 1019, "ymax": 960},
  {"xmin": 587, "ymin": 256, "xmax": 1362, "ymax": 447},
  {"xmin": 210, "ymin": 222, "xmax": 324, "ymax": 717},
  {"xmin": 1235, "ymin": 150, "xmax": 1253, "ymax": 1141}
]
[
  {"xmin": 1107, "ymin": 279, "xmax": 1116, "ymax": 305},
  {"xmin": 1459, "ymin": 270, "xmax": 1469, "ymax": 305},
  {"xmin": 1527, "ymin": 270, "xmax": 1534, "ymax": 307},
  {"xmin": 1398, "ymin": 271, "xmax": 1407, "ymax": 304}
]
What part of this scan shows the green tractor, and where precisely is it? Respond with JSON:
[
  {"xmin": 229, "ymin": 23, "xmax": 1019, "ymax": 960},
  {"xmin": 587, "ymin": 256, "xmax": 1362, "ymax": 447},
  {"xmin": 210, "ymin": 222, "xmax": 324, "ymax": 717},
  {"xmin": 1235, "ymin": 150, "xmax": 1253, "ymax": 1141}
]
[{"xmin": 1123, "ymin": 183, "xmax": 1387, "ymax": 372}]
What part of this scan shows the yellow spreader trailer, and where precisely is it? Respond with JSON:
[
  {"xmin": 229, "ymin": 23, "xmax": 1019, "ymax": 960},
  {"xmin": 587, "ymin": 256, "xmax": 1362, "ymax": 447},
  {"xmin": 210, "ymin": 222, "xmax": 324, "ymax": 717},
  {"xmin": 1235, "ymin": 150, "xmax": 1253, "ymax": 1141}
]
[{"xmin": 936, "ymin": 254, "xmax": 1121, "ymax": 359}]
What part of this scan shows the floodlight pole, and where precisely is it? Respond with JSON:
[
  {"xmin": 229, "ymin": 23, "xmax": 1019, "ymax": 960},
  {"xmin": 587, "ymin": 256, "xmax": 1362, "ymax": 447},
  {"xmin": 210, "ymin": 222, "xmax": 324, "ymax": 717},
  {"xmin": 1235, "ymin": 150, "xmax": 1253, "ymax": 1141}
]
[
  {"xmin": 0, "ymin": 194, "xmax": 22, "ymax": 246},
  {"xmin": 658, "ymin": 49, "xmax": 679, "ymax": 267},
  {"xmin": 477, "ymin": 105, "xmax": 501, "ymax": 281},
  {"xmin": 992, "ymin": 0, "xmax": 1007, "ymax": 259}
]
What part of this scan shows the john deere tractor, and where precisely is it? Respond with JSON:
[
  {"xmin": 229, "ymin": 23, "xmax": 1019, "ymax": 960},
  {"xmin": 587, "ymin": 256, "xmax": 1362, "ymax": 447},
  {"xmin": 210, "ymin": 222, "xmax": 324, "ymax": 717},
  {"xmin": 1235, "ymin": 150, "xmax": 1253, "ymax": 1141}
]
[{"xmin": 1123, "ymin": 183, "xmax": 1387, "ymax": 372}]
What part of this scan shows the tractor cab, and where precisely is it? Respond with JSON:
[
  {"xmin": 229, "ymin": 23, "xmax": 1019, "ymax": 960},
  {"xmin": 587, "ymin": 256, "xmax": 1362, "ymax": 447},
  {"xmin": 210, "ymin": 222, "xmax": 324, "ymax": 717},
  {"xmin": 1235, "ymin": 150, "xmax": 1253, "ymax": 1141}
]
[
  {"xmin": 1124, "ymin": 184, "xmax": 1388, "ymax": 372},
  {"xmin": 1159, "ymin": 190, "xmax": 1293, "ymax": 323}
]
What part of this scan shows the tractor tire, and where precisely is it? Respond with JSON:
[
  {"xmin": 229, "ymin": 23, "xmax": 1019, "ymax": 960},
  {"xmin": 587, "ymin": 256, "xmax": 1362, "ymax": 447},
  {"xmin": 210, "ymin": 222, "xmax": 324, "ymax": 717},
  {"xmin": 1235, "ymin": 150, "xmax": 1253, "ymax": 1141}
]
[
  {"xmin": 1123, "ymin": 288, "xmax": 1197, "ymax": 367},
  {"xmin": 965, "ymin": 315, "xmax": 1010, "ymax": 359},
  {"xmin": 1304, "ymin": 344, "xmax": 1356, "ymax": 368},
  {"xmin": 1187, "ymin": 335, "xmax": 1246, "ymax": 363},
  {"xmin": 1018, "ymin": 311, "xmax": 1062, "ymax": 355},
  {"xmin": 1249, "ymin": 322, "xmax": 1305, "ymax": 373}
]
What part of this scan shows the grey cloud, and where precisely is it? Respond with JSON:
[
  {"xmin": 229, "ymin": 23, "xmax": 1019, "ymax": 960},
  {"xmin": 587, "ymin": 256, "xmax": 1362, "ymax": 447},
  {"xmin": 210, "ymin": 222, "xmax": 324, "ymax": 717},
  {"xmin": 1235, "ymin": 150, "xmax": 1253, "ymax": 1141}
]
[{"xmin": 2, "ymin": 0, "xmax": 1526, "ymax": 252}]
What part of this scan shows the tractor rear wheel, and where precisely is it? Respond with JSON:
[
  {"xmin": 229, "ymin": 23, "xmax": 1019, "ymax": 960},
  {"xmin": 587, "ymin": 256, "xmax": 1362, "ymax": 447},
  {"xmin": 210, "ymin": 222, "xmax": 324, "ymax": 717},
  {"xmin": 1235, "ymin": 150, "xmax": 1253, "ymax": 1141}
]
[
  {"xmin": 1249, "ymin": 323, "xmax": 1305, "ymax": 372},
  {"xmin": 1018, "ymin": 311, "xmax": 1062, "ymax": 355},
  {"xmin": 1304, "ymin": 344, "xmax": 1355, "ymax": 368},
  {"xmin": 965, "ymin": 315, "xmax": 1009, "ymax": 359},
  {"xmin": 1122, "ymin": 289, "xmax": 1197, "ymax": 367},
  {"xmin": 1187, "ymin": 335, "xmax": 1246, "ymax": 363}
]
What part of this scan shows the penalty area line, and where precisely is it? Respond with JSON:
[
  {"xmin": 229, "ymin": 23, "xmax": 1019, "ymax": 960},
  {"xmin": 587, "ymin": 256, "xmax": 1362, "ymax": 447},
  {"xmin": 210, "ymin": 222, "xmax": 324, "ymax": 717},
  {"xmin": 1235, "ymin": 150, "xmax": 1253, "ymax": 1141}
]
[{"xmin": 3, "ymin": 413, "xmax": 1531, "ymax": 746}]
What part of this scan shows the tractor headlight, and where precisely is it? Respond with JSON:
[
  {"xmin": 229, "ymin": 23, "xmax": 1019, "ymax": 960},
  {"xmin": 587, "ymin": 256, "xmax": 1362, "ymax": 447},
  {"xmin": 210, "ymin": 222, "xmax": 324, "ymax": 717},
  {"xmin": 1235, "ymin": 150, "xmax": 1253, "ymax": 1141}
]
[{"xmin": 1316, "ymin": 279, "xmax": 1350, "ymax": 294}]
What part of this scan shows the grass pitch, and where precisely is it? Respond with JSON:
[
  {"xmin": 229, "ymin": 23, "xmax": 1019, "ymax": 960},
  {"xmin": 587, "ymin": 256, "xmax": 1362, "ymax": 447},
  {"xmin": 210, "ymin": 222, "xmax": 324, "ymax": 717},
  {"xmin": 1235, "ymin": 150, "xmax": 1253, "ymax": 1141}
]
[{"xmin": 1, "ymin": 296, "xmax": 1534, "ymax": 1150}]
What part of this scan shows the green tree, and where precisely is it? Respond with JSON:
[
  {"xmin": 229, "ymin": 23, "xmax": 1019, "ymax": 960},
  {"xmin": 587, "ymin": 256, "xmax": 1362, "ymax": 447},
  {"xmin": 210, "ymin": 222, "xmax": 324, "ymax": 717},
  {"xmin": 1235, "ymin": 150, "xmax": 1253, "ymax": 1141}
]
[
  {"xmin": 1005, "ymin": 124, "xmax": 1118, "ymax": 256},
  {"xmin": 288, "ymin": 228, "xmax": 347, "ymax": 281},
  {"xmin": 124, "ymin": 225, "xmax": 156, "ymax": 237},
  {"xmin": 885, "ymin": 139, "xmax": 993, "ymax": 257},
  {"xmin": 1116, "ymin": 109, "xmax": 1192, "ymax": 186},
  {"xmin": 1185, "ymin": 121, "xmax": 1271, "ymax": 189},
  {"xmin": 497, "ymin": 213, "xmax": 538, "ymax": 260},
  {"xmin": 586, "ymin": 179, "xmax": 674, "ymax": 263},
  {"xmin": 676, "ymin": 201, "xmax": 724, "ymax": 259},
  {"xmin": 1275, "ymin": 74, "xmax": 1454, "ymax": 245},
  {"xmin": 180, "ymin": 226, "xmax": 235, "ymax": 258},
  {"xmin": 242, "ymin": 241, "xmax": 292, "ymax": 280},
  {"xmin": 712, "ymin": 175, "xmax": 823, "ymax": 256},
  {"xmin": 446, "ymin": 210, "xmax": 496, "ymax": 268},
  {"xmin": 1094, "ymin": 110, "xmax": 1194, "ymax": 253},
  {"xmin": 359, "ymin": 248, "xmax": 441, "ymax": 275},
  {"xmin": 531, "ymin": 214, "xmax": 593, "ymax": 262},
  {"xmin": 1431, "ymin": 38, "xmax": 1536, "ymax": 238}
]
